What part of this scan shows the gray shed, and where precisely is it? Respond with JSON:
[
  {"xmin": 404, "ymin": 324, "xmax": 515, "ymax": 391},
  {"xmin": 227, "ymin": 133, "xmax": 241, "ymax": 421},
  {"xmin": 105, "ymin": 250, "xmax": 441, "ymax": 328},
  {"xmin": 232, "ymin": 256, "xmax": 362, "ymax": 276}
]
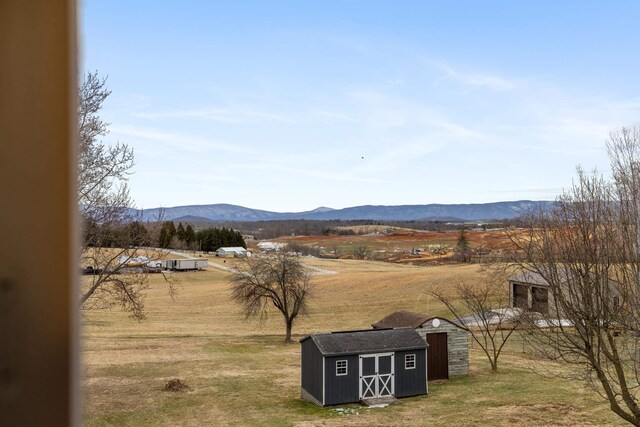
[
  {"xmin": 300, "ymin": 328, "xmax": 428, "ymax": 406},
  {"xmin": 373, "ymin": 310, "xmax": 469, "ymax": 380}
]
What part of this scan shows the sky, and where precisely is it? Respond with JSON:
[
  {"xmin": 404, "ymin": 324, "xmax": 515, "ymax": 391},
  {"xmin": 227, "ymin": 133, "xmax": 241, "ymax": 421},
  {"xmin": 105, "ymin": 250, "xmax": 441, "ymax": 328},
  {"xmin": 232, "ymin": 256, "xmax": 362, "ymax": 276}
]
[{"xmin": 80, "ymin": 1, "xmax": 640, "ymax": 212}]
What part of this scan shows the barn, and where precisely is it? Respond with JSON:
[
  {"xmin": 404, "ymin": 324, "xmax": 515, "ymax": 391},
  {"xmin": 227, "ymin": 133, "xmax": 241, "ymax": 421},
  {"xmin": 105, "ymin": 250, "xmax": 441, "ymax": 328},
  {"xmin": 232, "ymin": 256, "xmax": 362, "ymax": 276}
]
[
  {"xmin": 373, "ymin": 310, "xmax": 469, "ymax": 380},
  {"xmin": 300, "ymin": 328, "xmax": 427, "ymax": 406}
]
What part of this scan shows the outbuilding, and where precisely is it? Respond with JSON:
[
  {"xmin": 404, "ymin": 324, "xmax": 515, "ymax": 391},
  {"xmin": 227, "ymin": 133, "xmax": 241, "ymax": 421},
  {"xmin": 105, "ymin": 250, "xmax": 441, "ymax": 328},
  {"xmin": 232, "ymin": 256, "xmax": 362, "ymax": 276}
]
[
  {"xmin": 373, "ymin": 310, "xmax": 469, "ymax": 380},
  {"xmin": 216, "ymin": 247, "xmax": 251, "ymax": 257},
  {"xmin": 509, "ymin": 271, "xmax": 553, "ymax": 315},
  {"xmin": 300, "ymin": 328, "xmax": 427, "ymax": 406},
  {"xmin": 509, "ymin": 270, "xmax": 621, "ymax": 319},
  {"xmin": 163, "ymin": 258, "xmax": 208, "ymax": 271}
]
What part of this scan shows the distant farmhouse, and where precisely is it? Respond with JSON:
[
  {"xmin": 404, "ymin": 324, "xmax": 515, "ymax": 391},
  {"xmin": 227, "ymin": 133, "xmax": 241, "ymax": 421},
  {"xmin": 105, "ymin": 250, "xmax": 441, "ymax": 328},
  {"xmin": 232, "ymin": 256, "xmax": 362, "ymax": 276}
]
[
  {"xmin": 216, "ymin": 247, "xmax": 251, "ymax": 258},
  {"xmin": 373, "ymin": 310, "xmax": 469, "ymax": 380},
  {"xmin": 300, "ymin": 328, "xmax": 427, "ymax": 406}
]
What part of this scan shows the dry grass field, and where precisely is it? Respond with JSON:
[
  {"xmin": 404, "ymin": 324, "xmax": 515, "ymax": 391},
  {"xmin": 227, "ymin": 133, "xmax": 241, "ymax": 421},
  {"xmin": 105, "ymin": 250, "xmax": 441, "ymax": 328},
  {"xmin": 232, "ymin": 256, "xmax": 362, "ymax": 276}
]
[{"xmin": 83, "ymin": 256, "xmax": 625, "ymax": 426}]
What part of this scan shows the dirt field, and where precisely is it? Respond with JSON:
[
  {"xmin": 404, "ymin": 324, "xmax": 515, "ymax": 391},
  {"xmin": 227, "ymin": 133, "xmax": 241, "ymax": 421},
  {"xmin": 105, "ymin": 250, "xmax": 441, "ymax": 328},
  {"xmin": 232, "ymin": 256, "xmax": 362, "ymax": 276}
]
[
  {"xmin": 277, "ymin": 228, "xmax": 519, "ymax": 263},
  {"xmin": 82, "ymin": 257, "xmax": 625, "ymax": 426}
]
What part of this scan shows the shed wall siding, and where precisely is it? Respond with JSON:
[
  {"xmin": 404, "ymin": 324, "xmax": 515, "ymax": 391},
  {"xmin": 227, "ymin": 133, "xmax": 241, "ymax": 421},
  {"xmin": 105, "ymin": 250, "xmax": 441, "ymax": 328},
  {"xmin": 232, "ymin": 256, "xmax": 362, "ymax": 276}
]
[
  {"xmin": 393, "ymin": 349, "xmax": 427, "ymax": 397},
  {"xmin": 417, "ymin": 321, "xmax": 469, "ymax": 377},
  {"xmin": 301, "ymin": 339, "xmax": 323, "ymax": 404},
  {"xmin": 324, "ymin": 355, "xmax": 359, "ymax": 406}
]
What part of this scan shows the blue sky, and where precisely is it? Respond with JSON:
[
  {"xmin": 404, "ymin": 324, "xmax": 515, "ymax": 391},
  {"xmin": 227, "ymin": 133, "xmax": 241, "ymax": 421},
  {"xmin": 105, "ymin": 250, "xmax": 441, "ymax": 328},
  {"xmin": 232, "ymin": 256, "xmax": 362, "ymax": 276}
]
[{"xmin": 81, "ymin": 1, "xmax": 640, "ymax": 212}]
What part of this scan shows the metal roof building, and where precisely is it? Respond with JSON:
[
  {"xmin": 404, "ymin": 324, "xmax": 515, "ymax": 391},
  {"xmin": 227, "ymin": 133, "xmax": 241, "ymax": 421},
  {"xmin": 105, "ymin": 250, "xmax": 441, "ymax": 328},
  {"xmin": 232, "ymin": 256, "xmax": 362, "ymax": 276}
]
[{"xmin": 216, "ymin": 247, "xmax": 251, "ymax": 257}]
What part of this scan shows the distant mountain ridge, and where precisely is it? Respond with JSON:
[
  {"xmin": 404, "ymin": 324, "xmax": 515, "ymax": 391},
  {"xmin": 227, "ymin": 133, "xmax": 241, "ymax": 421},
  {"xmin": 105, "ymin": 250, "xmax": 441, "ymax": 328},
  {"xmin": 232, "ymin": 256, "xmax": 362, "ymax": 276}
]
[{"xmin": 132, "ymin": 201, "xmax": 554, "ymax": 222}]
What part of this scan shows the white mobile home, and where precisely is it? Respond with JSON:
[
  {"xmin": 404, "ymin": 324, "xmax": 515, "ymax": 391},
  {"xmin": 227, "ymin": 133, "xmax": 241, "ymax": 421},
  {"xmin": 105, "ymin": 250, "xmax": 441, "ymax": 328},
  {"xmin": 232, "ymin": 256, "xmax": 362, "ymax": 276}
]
[{"xmin": 163, "ymin": 258, "xmax": 208, "ymax": 271}]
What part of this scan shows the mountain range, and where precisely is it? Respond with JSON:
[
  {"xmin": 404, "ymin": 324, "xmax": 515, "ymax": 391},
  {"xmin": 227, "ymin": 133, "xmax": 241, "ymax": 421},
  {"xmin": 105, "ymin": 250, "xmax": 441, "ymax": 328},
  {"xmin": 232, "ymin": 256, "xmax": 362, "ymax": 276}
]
[{"xmin": 132, "ymin": 200, "xmax": 554, "ymax": 222}]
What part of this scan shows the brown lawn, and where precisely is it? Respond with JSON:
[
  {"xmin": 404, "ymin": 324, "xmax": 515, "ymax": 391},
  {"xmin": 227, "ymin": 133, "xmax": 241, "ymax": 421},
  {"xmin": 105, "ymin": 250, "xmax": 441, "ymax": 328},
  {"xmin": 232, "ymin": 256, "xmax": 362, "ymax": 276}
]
[{"xmin": 82, "ymin": 256, "xmax": 625, "ymax": 426}]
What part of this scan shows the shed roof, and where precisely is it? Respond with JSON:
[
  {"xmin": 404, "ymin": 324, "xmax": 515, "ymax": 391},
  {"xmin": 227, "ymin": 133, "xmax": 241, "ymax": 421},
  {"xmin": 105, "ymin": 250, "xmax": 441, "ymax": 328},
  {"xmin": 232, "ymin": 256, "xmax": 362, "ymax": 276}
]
[
  {"xmin": 509, "ymin": 271, "xmax": 551, "ymax": 286},
  {"xmin": 509, "ymin": 270, "xmax": 576, "ymax": 287},
  {"xmin": 373, "ymin": 310, "xmax": 467, "ymax": 331},
  {"xmin": 372, "ymin": 310, "xmax": 430, "ymax": 329},
  {"xmin": 300, "ymin": 327, "xmax": 426, "ymax": 356}
]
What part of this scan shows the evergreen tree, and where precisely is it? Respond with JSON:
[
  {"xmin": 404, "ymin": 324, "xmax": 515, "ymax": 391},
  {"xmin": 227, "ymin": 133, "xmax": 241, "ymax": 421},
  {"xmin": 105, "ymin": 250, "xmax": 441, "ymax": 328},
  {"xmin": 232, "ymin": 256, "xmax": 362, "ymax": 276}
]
[
  {"xmin": 235, "ymin": 230, "xmax": 247, "ymax": 248},
  {"xmin": 185, "ymin": 224, "xmax": 196, "ymax": 248},
  {"xmin": 454, "ymin": 228, "xmax": 471, "ymax": 262},
  {"xmin": 176, "ymin": 222, "xmax": 186, "ymax": 242},
  {"xmin": 196, "ymin": 227, "xmax": 247, "ymax": 252},
  {"xmin": 126, "ymin": 221, "xmax": 149, "ymax": 247},
  {"xmin": 158, "ymin": 225, "xmax": 170, "ymax": 248},
  {"xmin": 168, "ymin": 221, "xmax": 177, "ymax": 240},
  {"xmin": 158, "ymin": 221, "xmax": 177, "ymax": 248}
]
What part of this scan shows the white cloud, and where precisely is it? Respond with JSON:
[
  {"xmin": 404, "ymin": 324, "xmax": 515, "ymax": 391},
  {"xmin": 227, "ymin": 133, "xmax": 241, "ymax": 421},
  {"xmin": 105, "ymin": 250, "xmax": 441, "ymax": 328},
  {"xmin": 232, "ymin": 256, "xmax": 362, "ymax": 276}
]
[
  {"xmin": 228, "ymin": 161, "xmax": 384, "ymax": 184},
  {"xmin": 313, "ymin": 110, "xmax": 360, "ymax": 123},
  {"xmin": 138, "ymin": 170, "xmax": 234, "ymax": 182},
  {"xmin": 109, "ymin": 57, "xmax": 640, "ymax": 210},
  {"xmin": 110, "ymin": 125, "xmax": 254, "ymax": 154},
  {"xmin": 425, "ymin": 59, "xmax": 518, "ymax": 92},
  {"xmin": 132, "ymin": 106, "xmax": 296, "ymax": 124}
]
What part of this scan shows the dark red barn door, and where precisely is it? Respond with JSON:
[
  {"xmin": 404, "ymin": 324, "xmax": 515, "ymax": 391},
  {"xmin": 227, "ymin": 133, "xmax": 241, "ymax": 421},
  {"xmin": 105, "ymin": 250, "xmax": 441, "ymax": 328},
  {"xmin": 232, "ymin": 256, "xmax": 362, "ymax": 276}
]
[{"xmin": 426, "ymin": 333, "xmax": 449, "ymax": 380}]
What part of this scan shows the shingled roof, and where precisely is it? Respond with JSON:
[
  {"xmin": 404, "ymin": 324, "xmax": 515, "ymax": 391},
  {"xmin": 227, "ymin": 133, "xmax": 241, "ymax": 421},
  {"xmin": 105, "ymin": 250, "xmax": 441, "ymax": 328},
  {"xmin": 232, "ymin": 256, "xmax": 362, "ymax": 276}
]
[
  {"xmin": 300, "ymin": 327, "xmax": 426, "ymax": 356},
  {"xmin": 372, "ymin": 310, "xmax": 431, "ymax": 329},
  {"xmin": 509, "ymin": 271, "xmax": 552, "ymax": 286}
]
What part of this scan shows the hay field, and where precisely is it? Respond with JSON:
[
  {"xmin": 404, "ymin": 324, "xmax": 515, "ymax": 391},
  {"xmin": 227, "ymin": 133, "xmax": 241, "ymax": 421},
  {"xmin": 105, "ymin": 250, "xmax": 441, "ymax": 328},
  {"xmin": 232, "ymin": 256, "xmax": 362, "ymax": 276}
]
[{"xmin": 83, "ymin": 257, "xmax": 624, "ymax": 426}]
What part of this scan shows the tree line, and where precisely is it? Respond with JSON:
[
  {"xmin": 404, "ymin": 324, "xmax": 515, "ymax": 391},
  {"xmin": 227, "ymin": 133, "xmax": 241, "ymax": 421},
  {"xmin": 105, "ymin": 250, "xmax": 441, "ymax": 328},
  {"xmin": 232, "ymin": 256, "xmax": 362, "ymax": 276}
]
[
  {"xmin": 195, "ymin": 226, "xmax": 246, "ymax": 252},
  {"xmin": 173, "ymin": 218, "xmax": 505, "ymax": 240},
  {"xmin": 86, "ymin": 219, "xmax": 246, "ymax": 252},
  {"xmin": 157, "ymin": 221, "xmax": 197, "ymax": 249}
]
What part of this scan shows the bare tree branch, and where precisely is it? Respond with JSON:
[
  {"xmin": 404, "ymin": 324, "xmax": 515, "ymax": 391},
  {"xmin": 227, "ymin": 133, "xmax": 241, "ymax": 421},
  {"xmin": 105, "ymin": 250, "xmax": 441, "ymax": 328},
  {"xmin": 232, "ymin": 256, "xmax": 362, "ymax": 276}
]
[
  {"xmin": 430, "ymin": 275, "xmax": 520, "ymax": 371},
  {"xmin": 229, "ymin": 251, "xmax": 313, "ymax": 343},
  {"xmin": 78, "ymin": 71, "xmax": 174, "ymax": 320},
  {"xmin": 501, "ymin": 126, "xmax": 640, "ymax": 425}
]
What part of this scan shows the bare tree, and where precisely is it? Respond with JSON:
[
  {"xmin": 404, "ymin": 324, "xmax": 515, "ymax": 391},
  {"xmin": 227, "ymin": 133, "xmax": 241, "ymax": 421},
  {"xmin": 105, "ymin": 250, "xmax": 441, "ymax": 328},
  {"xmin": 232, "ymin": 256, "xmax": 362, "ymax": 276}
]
[
  {"xmin": 505, "ymin": 126, "xmax": 640, "ymax": 425},
  {"xmin": 354, "ymin": 245, "xmax": 369, "ymax": 260},
  {"xmin": 78, "ymin": 72, "xmax": 133, "ymax": 220},
  {"xmin": 430, "ymin": 278, "xmax": 520, "ymax": 371},
  {"xmin": 78, "ymin": 72, "xmax": 173, "ymax": 320},
  {"xmin": 230, "ymin": 251, "xmax": 313, "ymax": 343}
]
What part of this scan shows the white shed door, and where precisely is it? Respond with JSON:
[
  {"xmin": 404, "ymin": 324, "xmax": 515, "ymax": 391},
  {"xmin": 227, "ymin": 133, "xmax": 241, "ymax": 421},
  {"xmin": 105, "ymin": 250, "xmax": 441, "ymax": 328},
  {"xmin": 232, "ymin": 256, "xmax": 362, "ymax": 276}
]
[{"xmin": 359, "ymin": 353, "xmax": 394, "ymax": 399}]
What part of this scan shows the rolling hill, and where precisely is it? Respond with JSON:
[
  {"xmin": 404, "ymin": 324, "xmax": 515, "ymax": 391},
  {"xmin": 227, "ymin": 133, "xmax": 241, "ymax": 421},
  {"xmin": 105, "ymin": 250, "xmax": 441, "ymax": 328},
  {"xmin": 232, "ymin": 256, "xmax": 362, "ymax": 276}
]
[{"xmin": 132, "ymin": 200, "xmax": 553, "ymax": 222}]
